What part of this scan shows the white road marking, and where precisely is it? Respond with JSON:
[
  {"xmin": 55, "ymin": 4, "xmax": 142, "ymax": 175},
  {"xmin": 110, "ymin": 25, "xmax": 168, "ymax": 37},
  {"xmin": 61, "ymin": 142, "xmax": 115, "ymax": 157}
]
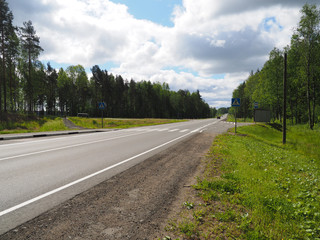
[
  {"xmin": 0, "ymin": 120, "xmax": 219, "ymax": 217},
  {"xmin": 0, "ymin": 131, "xmax": 147, "ymax": 162},
  {"xmin": 157, "ymin": 128, "xmax": 168, "ymax": 132},
  {"xmin": 180, "ymin": 129, "xmax": 189, "ymax": 133},
  {"xmin": 0, "ymin": 131, "xmax": 117, "ymax": 148},
  {"xmin": 169, "ymin": 129, "xmax": 179, "ymax": 132},
  {"xmin": 0, "ymin": 130, "xmax": 195, "ymax": 217}
]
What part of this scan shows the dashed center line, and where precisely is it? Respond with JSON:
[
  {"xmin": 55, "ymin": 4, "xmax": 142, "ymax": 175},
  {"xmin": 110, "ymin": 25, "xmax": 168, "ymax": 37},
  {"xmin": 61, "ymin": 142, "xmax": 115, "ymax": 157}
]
[
  {"xmin": 169, "ymin": 129, "xmax": 179, "ymax": 132},
  {"xmin": 180, "ymin": 129, "xmax": 189, "ymax": 133},
  {"xmin": 157, "ymin": 128, "xmax": 168, "ymax": 132}
]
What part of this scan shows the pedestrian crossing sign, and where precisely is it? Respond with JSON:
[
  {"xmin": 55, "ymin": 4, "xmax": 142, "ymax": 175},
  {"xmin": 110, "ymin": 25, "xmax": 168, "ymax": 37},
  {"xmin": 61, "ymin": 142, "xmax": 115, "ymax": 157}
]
[
  {"xmin": 231, "ymin": 98, "xmax": 241, "ymax": 107},
  {"xmin": 98, "ymin": 102, "xmax": 106, "ymax": 110}
]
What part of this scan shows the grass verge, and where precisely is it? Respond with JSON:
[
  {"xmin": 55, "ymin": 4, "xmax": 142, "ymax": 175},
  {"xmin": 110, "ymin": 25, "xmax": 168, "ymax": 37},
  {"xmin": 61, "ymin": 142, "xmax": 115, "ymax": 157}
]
[
  {"xmin": 0, "ymin": 114, "xmax": 69, "ymax": 134},
  {"xmin": 0, "ymin": 114, "xmax": 185, "ymax": 134},
  {"xmin": 164, "ymin": 123, "xmax": 320, "ymax": 239},
  {"xmin": 68, "ymin": 117, "xmax": 185, "ymax": 129},
  {"xmin": 227, "ymin": 114, "xmax": 254, "ymax": 123}
]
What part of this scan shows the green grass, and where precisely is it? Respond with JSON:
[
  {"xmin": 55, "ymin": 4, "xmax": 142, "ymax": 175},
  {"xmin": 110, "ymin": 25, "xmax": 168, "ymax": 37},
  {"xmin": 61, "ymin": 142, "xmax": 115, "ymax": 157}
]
[
  {"xmin": 68, "ymin": 117, "xmax": 185, "ymax": 129},
  {"xmin": 227, "ymin": 114, "xmax": 254, "ymax": 122},
  {"xmin": 39, "ymin": 118, "xmax": 69, "ymax": 132},
  {"xmin": 0, "ymin": 115, "xmax": 69, "ymax": 134},
  {"xmin": 167, "ymin": 123, "xmax": 320, "ymax": 239},
  {"xmin": 0, "ymin": 114, "xmax": 186, "ymax": 134}
]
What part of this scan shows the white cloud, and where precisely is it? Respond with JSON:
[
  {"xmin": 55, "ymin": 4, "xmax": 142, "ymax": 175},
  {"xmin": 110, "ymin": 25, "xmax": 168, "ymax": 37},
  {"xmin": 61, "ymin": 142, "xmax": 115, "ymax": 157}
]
[{"xmin": 8, "ymin": 0, "xmax": 319, "ymax": 108}]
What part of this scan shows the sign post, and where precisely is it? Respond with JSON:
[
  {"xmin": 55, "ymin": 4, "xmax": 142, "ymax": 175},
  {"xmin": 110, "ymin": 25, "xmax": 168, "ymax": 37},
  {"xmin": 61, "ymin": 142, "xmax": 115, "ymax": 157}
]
[
  {"xmin": 235, "ymin": 108, "xmax": 237, "ymax": 133},
  {"xmin": 231, "ymin": 98, "xmax": 241, "ymax": 134},
  {"xmin": 254, "ymin": 102, "xmax": 259, "ymax": 123},
  {"xmin": 98, "ymin": 102, "xmax": 106, "ymax": 128}
]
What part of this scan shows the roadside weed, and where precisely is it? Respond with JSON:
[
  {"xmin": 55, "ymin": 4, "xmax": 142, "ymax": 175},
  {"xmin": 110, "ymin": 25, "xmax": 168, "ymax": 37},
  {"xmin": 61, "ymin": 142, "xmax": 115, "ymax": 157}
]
[
  {"xmin": 178, "ymin": 221, "xmax": 199, "ymax": 238},
  {"xmin": 39, "ymin": 118, "xmax": 69, "ymax": 131},
  {"xmin": 183, "ymin": 201, "xmax": 195, "ymax": 210},
  {"xmin": 0, "ymin": 116, "xmax": 68, "ymax": 133},
  {"xmin": 68, "ymin": 117, "xmax": 185, "ymax": 129},
  {"xmin": 165, "ymin": 123, "xmax": 320, "ymax": 239},
  {"xmin": 193, "ymin": 210, "xmax": 205, "ymax": 223}
]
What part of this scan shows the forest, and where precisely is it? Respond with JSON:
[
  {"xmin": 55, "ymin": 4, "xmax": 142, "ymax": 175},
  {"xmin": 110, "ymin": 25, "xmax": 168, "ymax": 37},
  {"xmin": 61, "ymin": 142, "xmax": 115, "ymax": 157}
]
[
  {"xmin": 0, "ymin": 0, "xmax": 215, "ymax": 120},
  {"xmin": 231, "ymin": 4, "xmax": 320, "ymax": 130}
]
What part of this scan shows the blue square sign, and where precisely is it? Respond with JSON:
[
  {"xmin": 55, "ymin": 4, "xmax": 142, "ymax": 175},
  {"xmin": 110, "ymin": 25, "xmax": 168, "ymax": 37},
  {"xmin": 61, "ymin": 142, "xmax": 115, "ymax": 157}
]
[
  {"xmin": 98, "ymin": 102, "xmax": 106, "ymax": 110},
  {"xmin": 231, "ymin": 98, "xmax": 241, "ymax": 107}
]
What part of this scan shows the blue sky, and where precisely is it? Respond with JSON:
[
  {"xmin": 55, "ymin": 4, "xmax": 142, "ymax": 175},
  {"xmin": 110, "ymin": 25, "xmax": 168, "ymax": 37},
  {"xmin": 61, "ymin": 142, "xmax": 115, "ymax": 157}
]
[
  {"xmin": 8, "ymin": 0, "xmax": 319, "ymax": 108},
  {"xmin": 113, "ymin": 0, "xmax": 182, "ymax": 27}
]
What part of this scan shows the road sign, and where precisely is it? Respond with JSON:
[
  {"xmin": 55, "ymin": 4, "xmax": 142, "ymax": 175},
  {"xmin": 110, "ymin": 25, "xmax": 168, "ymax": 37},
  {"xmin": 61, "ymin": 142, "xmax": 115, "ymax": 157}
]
[
  {"xmin": 254, "ymin": 102, "xmax": 259, "ymax": 109},
  {"xmin": 98, "ymin": 102, "xmax": 106, "ymax": 110},
  {"xmin": 231, "ymin": 98, "xmax": 241, "ymax": 107}
]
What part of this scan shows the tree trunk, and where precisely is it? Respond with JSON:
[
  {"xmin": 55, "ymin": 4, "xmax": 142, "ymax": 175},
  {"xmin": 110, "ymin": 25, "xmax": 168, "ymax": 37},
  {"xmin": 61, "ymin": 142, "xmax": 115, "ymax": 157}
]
[
  {"xmin": 1, "ymin": 26, "xmax": 4, "ymax": 117},
  {"xmin": 12, "ymin": 63, "xmax": 17, "ymax": 111},
  {"xmin": 28, "ymin": 48, "xmax": 32, "ymax": 113},
  {"xmin": 3, "ymin": 49, "xmax": 6, "ymax": 113},
  {"xmin": 9, "ymin": 60, "xmax": 13, "ymax": 111},
  {"xmin": 306, "ymin": 53, "xmax": 313, "ymax": 130},
  {"xmin": 312, "ymin": 76, "xmax": 316, "ymax": 128}
]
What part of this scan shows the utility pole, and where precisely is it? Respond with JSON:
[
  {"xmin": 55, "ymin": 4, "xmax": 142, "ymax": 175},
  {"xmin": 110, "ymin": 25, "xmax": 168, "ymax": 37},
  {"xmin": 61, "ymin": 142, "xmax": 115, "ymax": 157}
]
[{"xmin": 283, "ymin": 52, "xmax": 287, "ymax": 144}]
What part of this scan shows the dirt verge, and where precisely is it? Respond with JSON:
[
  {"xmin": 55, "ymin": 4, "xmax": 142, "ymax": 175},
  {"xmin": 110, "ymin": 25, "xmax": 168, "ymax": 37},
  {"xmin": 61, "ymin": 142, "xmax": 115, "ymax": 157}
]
[
  {"xmin": 0, "ymin": 132, "xmax": 217, "ymax": 240},
  {"xmin": 63, "ymin": 118, "xmax": 87, "ymax": 129}
]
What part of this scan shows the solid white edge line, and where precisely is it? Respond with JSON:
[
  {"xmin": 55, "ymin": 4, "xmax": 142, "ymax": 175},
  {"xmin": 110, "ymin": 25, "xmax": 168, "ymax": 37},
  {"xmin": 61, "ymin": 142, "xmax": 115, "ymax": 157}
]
[
  {"xmin": 0, "ymin": 120, "xmax": 217, "ymax": 217},
  {"xmin": 0, "ymin": 131, "xmax": 194, "ymax": 217}
]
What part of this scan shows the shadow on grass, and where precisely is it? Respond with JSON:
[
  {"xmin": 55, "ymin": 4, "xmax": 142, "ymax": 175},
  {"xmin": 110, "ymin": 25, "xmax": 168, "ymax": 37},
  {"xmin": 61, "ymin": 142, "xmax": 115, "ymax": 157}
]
[{"xmin": 267, "ymin": 122, "xmax": 282, "ymax": 131}]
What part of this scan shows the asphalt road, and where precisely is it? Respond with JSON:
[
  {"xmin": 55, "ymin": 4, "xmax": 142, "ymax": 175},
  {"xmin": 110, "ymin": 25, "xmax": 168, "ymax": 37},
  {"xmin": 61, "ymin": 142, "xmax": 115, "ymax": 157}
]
[{"xmin": 0, "ymin": 118, "xmax": 231, "ymax": 235}]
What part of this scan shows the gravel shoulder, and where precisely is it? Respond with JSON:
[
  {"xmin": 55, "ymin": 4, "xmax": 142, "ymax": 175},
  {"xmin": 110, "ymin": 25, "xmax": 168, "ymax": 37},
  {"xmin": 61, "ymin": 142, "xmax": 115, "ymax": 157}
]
[{"xmin": 1, "ymin": 131, "xmax": 217, "ymax": 240}]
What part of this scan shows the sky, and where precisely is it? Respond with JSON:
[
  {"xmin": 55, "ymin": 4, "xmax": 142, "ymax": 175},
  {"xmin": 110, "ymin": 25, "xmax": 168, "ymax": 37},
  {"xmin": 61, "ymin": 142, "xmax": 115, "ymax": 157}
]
[{"xmin": 8, "ymin": 0, "xmax": 320, "ymax": 108}]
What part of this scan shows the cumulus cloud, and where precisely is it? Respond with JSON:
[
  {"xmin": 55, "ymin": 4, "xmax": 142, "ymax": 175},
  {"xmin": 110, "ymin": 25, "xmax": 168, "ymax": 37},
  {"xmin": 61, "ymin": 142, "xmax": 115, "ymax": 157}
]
[
  {"xmin": 8, "ymin": 0, "xmax": 318, "ymax": 108},
  {"xmin": 169, "ymin": 2, "xmax": 302, "ymax": 73}
]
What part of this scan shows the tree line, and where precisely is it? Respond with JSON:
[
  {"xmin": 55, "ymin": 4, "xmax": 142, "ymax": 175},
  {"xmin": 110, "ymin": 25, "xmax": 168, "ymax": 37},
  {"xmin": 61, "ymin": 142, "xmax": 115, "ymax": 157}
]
[
  {"xmin": 0, "ymin": 0, "xmax": 215, "ymax": 119},
  {"xmin": 231, "ymin": 4, "xmax": 320, "ymax": 130}
]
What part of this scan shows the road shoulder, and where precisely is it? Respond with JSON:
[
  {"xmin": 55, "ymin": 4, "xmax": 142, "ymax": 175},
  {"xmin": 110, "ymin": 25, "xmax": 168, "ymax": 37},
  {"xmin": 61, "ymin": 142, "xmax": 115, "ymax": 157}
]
[{"xmin": 0, "ymin": 131, "xmax": 217, "ymax": 240}]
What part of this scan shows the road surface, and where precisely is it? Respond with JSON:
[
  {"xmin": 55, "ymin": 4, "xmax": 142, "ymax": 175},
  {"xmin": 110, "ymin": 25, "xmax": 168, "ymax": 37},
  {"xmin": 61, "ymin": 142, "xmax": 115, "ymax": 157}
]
[{"xmin": 0, "ymin": 118, "xmax": 232, "ymax": 235}]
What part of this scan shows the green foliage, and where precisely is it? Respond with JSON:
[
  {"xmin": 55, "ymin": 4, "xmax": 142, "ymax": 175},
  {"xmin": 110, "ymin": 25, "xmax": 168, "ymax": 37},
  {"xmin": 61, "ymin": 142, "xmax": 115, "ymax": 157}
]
[
  {"xmin": 178, "ymin": 221, "xmax": 199, "ymax": 238},
  {"xmin": 201, "ymin": 124, "xmax": 320, "ymax": 239},
  {"xmin": 0, "ymin": 114, "xmax": 69, "ymax": 133},
  {"xmin": 231, "ymin": 4, "xmax": 320, "ymax": 128},
  {"xmin": 213, "ymin": 209, "xmax": 237, "ymax": 222},
  {"xmin": 0, "ymin": 0, "xmax": 214, "ymax": 120},
  {"xmin": 89, "ymin": 65, "xmax": 214, "ymax": 119},
  {"xmin": 227, "ymin": 114, "xmax": 254, "ymax": 122},
  {"xmin": 68, "ymin": 117, "xmax": 185, "ymax": 129},
  {"xmin": 183, "ymin": 201, "xmax": 195, "ymax": 210},
  {"xmin": 217, "ymin": 107, "xmax": 229, "ymax": 116},
  {"xmin": 19, "ymin": 20, "xmax": 44, "ymax": 112},
  {"xmin": 39, "ymin": 118, "xmax": 69, "ymax": 131},
  {"xmin": 167, "ymin": 123, "xmax": 320, "ymax": 239},
  {"xmin": 194, "ymin": 178, "xmax": 240, "ymax": 195},
  {"xmin": 193, "ymin": 209, "xmax": 205, "ymax": 223}
]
